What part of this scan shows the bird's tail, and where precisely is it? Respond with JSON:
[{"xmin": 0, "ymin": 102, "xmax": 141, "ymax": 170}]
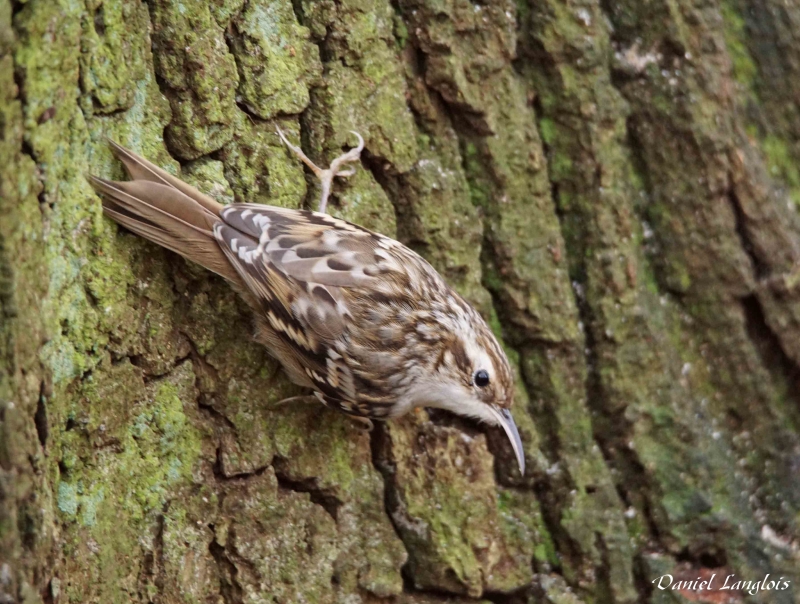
[{"xmin": 88, "ymin": 140, "xmax": 243, "ymax": 286}]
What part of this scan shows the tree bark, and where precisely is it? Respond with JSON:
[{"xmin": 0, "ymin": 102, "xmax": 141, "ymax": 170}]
[{"xmin": 2, "ymin": 0, "xmax": 800, "ymax": 602}]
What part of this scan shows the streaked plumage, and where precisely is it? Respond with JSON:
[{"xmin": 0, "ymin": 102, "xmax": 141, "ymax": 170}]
[{"xmin": 89, "ymin": 138, "xmax": 525, "ymax": 473}]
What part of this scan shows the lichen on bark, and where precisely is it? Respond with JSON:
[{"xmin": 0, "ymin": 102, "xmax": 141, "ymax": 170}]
[{"xmin": 2, "ymin": 0, "xmax": 800, "ymax": 603}]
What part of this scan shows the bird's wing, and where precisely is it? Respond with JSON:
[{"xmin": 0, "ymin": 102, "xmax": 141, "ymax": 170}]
[{"xmin": 213, "ymin": 204, "xmax": 429, "ymax": 406}]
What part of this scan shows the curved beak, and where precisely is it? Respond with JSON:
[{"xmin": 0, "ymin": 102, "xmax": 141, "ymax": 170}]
[{"xmin": 489, "ymin": 406, "xmax": 525, "ymax": 475}]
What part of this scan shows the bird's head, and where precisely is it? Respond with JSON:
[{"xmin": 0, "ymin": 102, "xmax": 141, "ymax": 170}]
[{"xmin": 408, "ymin": 302, "xmax": 525, "ymax": 475}]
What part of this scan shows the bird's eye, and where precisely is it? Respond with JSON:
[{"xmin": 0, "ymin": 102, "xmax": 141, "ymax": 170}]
[{"xmin": 474, "ymin": 369, "xmax": 490, "ymax": 388}]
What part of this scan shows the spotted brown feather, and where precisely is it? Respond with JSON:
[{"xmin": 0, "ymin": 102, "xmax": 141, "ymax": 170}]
[{"xmin": 88, "ymin": 138, "xmax": 526, "ymax": 474}]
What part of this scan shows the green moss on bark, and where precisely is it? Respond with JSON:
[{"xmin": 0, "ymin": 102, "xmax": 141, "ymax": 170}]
[{"xmin": 4, "ymin": 0, "xmax": 800, "ymax": 603}]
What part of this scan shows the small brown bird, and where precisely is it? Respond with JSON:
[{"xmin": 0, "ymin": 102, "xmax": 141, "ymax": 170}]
[{"xmin": 89, "ymin": 132, "xmax": 525, "ymax": 474}]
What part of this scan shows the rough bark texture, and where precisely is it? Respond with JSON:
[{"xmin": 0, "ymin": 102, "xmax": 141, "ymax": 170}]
[{"xmin": 2, "ymin": 0, "xmax": 800, "ymax": 602}]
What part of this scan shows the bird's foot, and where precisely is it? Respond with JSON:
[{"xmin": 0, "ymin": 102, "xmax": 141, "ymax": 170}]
[
  {"xmin": 276, "ymin": 126, "xmax": 364, "ymax": 214},
  {"xmin": 269, "ymin": 394, "xmax": 373, "ymax": 431},
  {"xmin": 268, "ymin": 394, "xmax": 319, "ymax": 407},
  {"xmin": 348, "ymin": 416, "xmax": 374, "ymax": 432}
]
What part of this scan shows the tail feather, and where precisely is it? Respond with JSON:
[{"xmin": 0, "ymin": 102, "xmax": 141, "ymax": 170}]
[
  {"xmin": 94, "ymin": 178, "xmax": 218, "ymax": 232},
  {"xmin": 106, "ymin": 139, "xmax": 224, "ymax": 216},
  {"xmin": 88, "ymin": 143, "xmax": 245, "ymax": 288}
]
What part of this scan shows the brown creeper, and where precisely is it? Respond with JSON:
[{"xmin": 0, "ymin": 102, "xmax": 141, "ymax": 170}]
[{"xmin": 89, "ymin": 134, "xmax": 525, "ymax": 474}]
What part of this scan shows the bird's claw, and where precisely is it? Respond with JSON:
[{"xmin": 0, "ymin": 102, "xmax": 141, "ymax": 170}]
[
  {"xmin": 276, "ymin": 126, "xmax": 364, "ymax": 214},
  {"xmin": 268, "ymin": 394, "xmax": 319, "ymax": 407},
  {"xmin": 349, "ymin": 416, "xmax": 374, "ymax": 432}
]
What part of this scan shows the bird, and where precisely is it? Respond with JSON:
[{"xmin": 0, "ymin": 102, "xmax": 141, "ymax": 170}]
[{"xmin": 88, "ymin": 131, "xmax": 525, "ymax": 474}]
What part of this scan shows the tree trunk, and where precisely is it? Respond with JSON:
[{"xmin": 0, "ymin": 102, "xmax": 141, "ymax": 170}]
[{"xmin": 2, "ymin": 0, "xmax": 800, "ymax": 602}]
